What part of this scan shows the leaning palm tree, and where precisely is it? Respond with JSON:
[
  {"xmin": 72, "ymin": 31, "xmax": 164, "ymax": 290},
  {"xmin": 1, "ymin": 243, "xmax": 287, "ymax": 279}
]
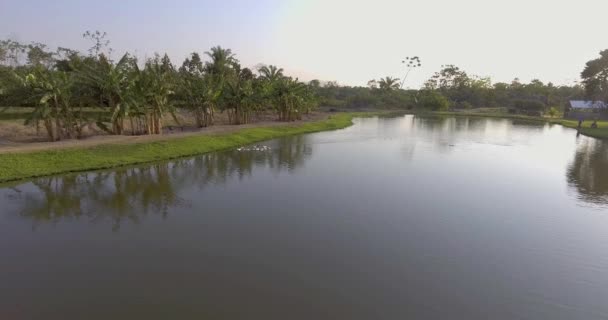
[{"xmin": 377, "ymin": 76, "xmax": 401, "ymax": 91}]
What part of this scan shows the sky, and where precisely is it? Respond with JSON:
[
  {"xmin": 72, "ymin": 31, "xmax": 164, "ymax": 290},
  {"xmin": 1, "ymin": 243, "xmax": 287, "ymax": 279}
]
[{"xmin": 1, "ymin": 0, "xmax": 606, "ymax": 88}]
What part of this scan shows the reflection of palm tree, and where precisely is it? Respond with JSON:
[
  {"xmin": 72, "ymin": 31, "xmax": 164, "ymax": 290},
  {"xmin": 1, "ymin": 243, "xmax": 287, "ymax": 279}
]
[
  {"xmin": 567, "ymin": 138, "xmax": 608, "ymax": 206},
  {"xmin": 11, "ymin": 135, "xmax": 314, "ymax": 229}
]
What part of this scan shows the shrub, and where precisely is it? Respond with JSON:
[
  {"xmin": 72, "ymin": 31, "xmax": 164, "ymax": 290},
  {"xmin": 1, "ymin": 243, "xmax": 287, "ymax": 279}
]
[
  {"xmin": 419, "ymin": 91, "xmax": 449, "ymax": 111},
  {"xmin": 548, "ymin": 107, "xmax": 560, "ymax": 118}
]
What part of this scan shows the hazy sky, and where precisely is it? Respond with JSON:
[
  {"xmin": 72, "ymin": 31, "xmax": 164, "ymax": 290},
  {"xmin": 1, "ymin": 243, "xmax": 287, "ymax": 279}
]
[{"xmin": 1, "ymin": 0, "xmax": 606, "ymax": 88}]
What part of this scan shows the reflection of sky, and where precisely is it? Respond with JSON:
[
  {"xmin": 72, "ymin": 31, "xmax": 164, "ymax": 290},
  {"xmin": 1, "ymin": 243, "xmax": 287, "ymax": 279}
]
[
  {"xmin": 1, "ymin": 115, "xmax": 606, "ymax": 228},
  {"xmin": 1, "ymin": 116, "xmax": 608, "ymax": 319}
]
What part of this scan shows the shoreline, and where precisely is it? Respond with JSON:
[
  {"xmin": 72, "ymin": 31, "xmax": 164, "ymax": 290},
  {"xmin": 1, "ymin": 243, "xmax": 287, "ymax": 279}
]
[
  {"xmin": 0, "ymin": 110, "xmax": 605, "ymax": 183},
  {"xmin": 0, "ymin": 112, "xmax": 386, "ymax": 183},
  {"xmin": 428, "ymin": 111, "xmax": 608, "ymax": 139}
]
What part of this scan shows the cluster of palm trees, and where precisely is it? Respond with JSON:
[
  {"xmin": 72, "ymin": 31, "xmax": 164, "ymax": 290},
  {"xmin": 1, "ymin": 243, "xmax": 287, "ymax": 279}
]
[
  {"xmin": 7, "ymin": 41, "xmax": 318, "ymax": 141},
  {"xmin": 178, "ymin": 50, "xmax": 317, "ymax": 127},
  {"xmin": 21, "ymin": 51, "xmax": 181, "ymax": 140}
]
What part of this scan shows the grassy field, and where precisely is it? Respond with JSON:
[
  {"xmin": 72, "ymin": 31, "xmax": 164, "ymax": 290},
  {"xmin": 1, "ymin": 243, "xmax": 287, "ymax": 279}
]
[
  {"xmin": 0, "ymin": 112, "xmax": 384, "ymax": 183},
  {"xmin": 432, "ymin": 111, "xmax": 608, "ymax": 139}
]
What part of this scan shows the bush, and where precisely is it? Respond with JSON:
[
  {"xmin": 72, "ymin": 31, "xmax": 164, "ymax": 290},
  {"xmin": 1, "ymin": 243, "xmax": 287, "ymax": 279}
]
[
  {"xmin": 548, "ymin": 107, "xmax": 560, "ymax": 118},
  {"xmin": 419, "ymin": 91, "xmax": 449, "ymax": 111}
]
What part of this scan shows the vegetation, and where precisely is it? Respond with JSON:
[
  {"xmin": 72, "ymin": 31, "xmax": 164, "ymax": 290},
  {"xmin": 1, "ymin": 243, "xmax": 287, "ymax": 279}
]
[
  {"xmin": 0, "ymin": 32, "xmax": 319, "ymax": 141},
  {"xmin": 310, "ymin": 66, "xmax": 585, "ymax": 114},
  {"xmin": 0, "ymin": 112, "xmax": 385, "ymax": 182},
  {"xmin": 581, "ymin": 49, "xmax": 608, "ymax": 102},
  {"xmin": 2, "ymin": 33, "xmax": 604, "ymax": 130}
]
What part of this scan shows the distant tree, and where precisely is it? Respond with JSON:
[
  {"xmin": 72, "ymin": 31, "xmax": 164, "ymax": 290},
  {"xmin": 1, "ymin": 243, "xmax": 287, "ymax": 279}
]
[
  {"xmin": 377, "ymin": 77, "xmax": 400, "ymax": 91},
  {"xmin": 308, "ymin": 79, "xmax": 321, "ymax": 89},
  {"xmin": 0, "ymin": 39, "xmax": 27, "ymax": 66},
  {"xmin": 581, "ymin": 49, "xmax": 608, "ymax": 102},
  {"xmin": 400, "ymin": 56, "xmax": 422, "ymax": 88},
  {"xmin": 26, "ymin": 42, "xmax": 55, "ymax": 67},
  {"xmin": 160, "ymin": 54, "xmax": 175, "ymax": 74},
  {"xmin": 205, "ymin": 46, "xmax": 237, "ymax": 80},
  {"xmin": 82, "ymin": 30, "xmax": 111, "ymax": 57},
  {"xmin": 424, "ymin": 65, "xmax": 470, "ymax": 90},
  {"xmin": 258, "ymin": 65, "xmax": 284, "ymax": 82}
]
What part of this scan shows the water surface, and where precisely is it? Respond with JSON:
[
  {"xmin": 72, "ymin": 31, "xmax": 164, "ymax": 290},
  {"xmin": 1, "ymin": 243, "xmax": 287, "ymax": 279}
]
[{"xmin": 1, "ymin": 115, "xmax": 607, "ymax": 319}]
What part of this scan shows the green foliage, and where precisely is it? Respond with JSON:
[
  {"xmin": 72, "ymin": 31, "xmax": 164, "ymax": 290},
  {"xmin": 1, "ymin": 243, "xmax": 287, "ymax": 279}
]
[
  {"xmin": 376, "ymin": 77, "xmax": 401, "ymax": 91},
  {"xmin": 0, "ymin": 112, "xmax": 384, "ymax": 182},
  {"xmin": 581, "ymin": 49, "xmax": 608, "ymax": 102},
  {"xmin": 423, "ymin": 65, "xmax": 582, "ymax": 110},
  {"xmin": 23, "ymin": 66, "xmax": 88, "ymax": 141},
  {"xmin": 0, "ymin": 35, "xmax": 320, "ymax": 141},
  {"xmin": 547, "ymin": 107, "xmax": 560, "ymax": 118},
  {"xmin": 419, "ymin": 90, "xmax": 449, "ymax": 111}
]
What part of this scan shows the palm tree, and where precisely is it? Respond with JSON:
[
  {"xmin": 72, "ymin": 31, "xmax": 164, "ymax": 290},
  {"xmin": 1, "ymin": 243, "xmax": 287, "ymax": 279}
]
[
  {"xmin": 203, "ymin": 46, "xmax": 238, "ymax": 125},
  {"xmin": 258, "ymin": 65, "xmax": 284, "ymax": 82},
  {"xmin": 377, "ymin": 76, "xmax": 401, "ymax": 91},
  {"xmin": 204, "ymin": 46, "xmax": 237, "ymax": 80}
]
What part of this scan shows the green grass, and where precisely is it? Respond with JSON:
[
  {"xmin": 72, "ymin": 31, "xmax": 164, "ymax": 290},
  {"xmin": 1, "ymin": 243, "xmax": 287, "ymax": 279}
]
[
  {"xmin": 0, "ymin": 112, "xmax": 387, "ymax": 183},
  {"xmin": 431, "ymin": 111, "xmax": 608, "ymax": 139}
]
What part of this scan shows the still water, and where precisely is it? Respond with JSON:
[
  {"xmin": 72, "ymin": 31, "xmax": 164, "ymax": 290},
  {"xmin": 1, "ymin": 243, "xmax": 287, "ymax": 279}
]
[{"xmin": 1, "ymin": 115, "xmax": 607, "ymax": 319}]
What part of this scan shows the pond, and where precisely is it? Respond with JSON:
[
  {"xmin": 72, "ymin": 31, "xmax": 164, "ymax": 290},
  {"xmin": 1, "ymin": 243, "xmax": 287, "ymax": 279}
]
[{"xmin": 1, "ymin": 115, "xmax": 607, "ymax": 319}]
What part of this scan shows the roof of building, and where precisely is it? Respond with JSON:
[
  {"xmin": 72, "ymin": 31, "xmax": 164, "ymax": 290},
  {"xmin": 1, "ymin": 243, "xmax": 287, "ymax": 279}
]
[{"xmin": 569, "ymin": 100, "xmax": 607, "ymax": 109}]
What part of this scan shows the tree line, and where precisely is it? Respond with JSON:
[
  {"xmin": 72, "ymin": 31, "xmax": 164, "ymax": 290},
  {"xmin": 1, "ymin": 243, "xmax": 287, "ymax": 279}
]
[
  {"xmin": 0, "ymin": 32, "xmax": 318, "ymax": 141},
  {"xmin": 314, "ymin": 52, "xmax": 608, "ymax": 116},
  {"xmin": 2, "ymin": 32, "xmax": 607, "ymax": 142},
  {"xmin": 314, "ymin": 66, "xmax": 587, "ymax": 115}
]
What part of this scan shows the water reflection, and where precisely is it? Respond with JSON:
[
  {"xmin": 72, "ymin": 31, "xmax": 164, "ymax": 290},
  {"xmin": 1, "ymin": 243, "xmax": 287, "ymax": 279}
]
[
  {"xmin": 567, "ymin": 137, "xmax": 608, "ymax": 207},
  {"xmin": 4, "ymin": 135, "xmax": 312, "ymax": 230}
]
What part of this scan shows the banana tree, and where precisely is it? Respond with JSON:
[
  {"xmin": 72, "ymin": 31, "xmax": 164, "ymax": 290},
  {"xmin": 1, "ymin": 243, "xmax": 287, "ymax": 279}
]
[
  {"xmin": 139, "ymin": 56, "xmax": 179, "ymax": 134},
  {"xmin": 24, "ymin": 67, "xmax": 83, "ymax": 141},
  {"xmin": 77, "ymin": 53, "xmax": 134, "ymax": 135},
  {"xmin": 274, "ymin": 77, "xmax": 308, "ymax": 121},
  {"xmin": 224, "ymin": 77, "xmax": 254, "ymax": 124},
  {"xmin": 178, "ymin": 54, "xmax": 219, "ymax": 128}
]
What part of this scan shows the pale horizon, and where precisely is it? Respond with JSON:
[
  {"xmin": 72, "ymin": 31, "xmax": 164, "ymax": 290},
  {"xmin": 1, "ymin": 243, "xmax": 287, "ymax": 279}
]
[{"xmin": 1, "ymin": 0, "xmax": 606, "ymax": 87}]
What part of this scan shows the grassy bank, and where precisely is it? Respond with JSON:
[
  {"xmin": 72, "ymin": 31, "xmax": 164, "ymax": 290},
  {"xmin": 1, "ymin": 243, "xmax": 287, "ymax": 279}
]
[
  {"xmin": 432, "ymin": 111, "xmax": 608, "ymax": 139},
  {"xmin": 0, "ymin": 112, "xmax": 383, "ymax": 183}
]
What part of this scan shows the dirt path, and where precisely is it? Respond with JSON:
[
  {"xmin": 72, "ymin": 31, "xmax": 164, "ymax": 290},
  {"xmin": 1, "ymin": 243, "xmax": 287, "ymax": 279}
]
[{"xmin": 0, "ymin": 113, "xmax": 331, "ymax": 154}]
